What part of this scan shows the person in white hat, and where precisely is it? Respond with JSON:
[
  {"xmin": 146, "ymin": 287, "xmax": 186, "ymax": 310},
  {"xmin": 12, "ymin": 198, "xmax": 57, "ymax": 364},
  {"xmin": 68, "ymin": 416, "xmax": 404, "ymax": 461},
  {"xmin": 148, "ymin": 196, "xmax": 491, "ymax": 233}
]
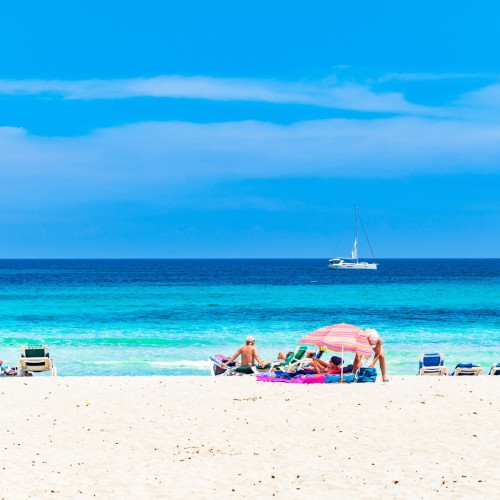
[
  {"xmin": 354, "ymin": 328, "xmax": 389, "ymax": 382},
  {"xmin": 221, "ymin": 335, "xmax": 270, "ymax": 369},
  {"xmin": 366, "ymin": 328, "xmax": 388, "ymax": 382}
]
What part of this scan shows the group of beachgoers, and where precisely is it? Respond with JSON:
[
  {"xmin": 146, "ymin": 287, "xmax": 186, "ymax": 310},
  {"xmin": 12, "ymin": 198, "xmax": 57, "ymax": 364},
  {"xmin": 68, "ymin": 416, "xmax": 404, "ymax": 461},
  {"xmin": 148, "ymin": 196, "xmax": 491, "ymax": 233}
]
[{"xmin": 221, "ymin": 330, "xmax": 389, "ymax": 382}]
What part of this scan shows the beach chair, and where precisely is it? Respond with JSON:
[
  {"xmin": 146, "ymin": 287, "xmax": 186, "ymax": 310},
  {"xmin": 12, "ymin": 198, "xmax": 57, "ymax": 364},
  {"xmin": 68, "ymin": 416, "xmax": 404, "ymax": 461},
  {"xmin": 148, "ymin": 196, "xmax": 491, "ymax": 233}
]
[
  {"xmin": 294, "ymin": 346, "xmax": 326, "ymax": 370},
  {"xmin": 489, "ymin": 363, "xmax": 500, "ymax": 375},
  {"xmin": 19, "ymin": 345, "xmax": 57, "ymax": 376},
  {"xmin": 451, "ymin": 363, "xmax": 483, "ymax": 376},
  {"xmin": 208, "ymin": 354, "xmax": 257, "ymax": 377},
  {"xmin": 418, "ymin": 353, "xmax": 448, "ymax": 376},
  {"xmin": 267, "ymin": 345, "xmax": 308, "ymax": 372}
]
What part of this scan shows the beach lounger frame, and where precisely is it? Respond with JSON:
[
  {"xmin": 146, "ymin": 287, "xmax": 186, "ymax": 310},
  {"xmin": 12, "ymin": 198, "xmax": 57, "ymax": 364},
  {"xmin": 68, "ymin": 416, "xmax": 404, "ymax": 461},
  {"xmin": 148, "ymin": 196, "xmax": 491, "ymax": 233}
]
[
  {"xmin": 451, "ymin": 364, "xmax": 483, "ymax": 376},
  {"xmin": 208, "ymin": 355, "xmax": 257, "ymax": 377},
  {"xmin": 19, "ymin": 345, "xmax": 57, "ymax": 376},
  {"xmin": 266, "ymin": 345, "xmax": 309, "ymax": 372},
  {"xmin": 293, "ymin": 346, "xmax": 326, "ymax": 371},
  {"xmin": 418, "ymin": 353, "xmax": 448, "ymax": 376},
  {"xmin": 489, "ymin": 364, "xmax": 500, "ymax": 375}
]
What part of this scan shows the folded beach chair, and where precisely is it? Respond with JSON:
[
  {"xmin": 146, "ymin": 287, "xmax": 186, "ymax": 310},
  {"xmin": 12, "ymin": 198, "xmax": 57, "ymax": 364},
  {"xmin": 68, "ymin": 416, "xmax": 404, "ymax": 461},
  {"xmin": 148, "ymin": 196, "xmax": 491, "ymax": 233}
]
[
  {"xmin": 267, "ymin": 345, "xmax": 308, "ymax": 372},
  {"xmin": 489, "ymin": 363, "xmax": 500, "ymax": 375},
  {"xmin": 19, "ymin": 345, "xmax": 57, "ymax": 376},
  {"xmin": 418, "ymin": 353, "xmax": 448, "ymax": 376},
  {"xmin": 451, "ymin": 363, "xmax": 483, "ymax": 376}
]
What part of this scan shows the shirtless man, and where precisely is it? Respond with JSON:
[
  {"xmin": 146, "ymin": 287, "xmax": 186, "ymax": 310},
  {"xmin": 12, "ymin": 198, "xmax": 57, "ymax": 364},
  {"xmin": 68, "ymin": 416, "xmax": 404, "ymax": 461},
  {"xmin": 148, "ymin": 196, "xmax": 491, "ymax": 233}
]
[{"xmin": 221, "ymin": 336, "xmax": 269, "ymax": 369}]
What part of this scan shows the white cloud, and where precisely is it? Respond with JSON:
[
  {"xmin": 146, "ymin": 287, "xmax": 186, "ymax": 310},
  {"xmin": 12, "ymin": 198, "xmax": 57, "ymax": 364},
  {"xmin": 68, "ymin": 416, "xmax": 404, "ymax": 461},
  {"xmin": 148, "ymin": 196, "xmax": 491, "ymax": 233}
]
[
  {"xmin": 0, "ymin": 75, "xmax": 433, "ymax": 115},
  {"xmin": 0, "ymin": 115, "xmax": 499, "ymax": 203},
  {"xmin": 377, "ymin": 72, "xmax": 500, "ymax": 82},
  {"xmin": 456, "ymin": 83, "xmax": 500, "ymax": 108},
  {"xmin": 1, "ymin": 73, "xmax": 500, "ymax": 203}
]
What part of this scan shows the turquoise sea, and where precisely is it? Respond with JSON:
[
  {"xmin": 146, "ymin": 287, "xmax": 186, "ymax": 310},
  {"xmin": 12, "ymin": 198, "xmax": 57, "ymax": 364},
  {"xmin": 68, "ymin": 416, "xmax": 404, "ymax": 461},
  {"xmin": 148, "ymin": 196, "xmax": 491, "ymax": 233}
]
[{"xmin": 0, "ymin": 259, "xmax": 498, "ymax": 376}]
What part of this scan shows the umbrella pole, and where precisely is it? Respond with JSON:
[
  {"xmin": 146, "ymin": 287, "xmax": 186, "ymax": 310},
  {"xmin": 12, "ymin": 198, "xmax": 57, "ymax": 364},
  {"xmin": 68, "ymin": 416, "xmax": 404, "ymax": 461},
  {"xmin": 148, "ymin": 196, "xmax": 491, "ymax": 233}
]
[{"xmin": 341, "ymin": 345, "xmax": 344, "ymax": 382}]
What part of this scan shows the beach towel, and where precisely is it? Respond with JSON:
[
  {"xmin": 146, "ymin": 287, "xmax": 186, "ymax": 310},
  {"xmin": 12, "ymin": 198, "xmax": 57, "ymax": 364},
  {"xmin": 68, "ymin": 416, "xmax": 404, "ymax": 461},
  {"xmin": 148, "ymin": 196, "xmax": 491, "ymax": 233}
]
[
  {"xmin": 325, "ymin": 374, "xmax": 355, "ymax": 383},
  {"xmin": 256, "ymin": 373, "xmax": 290, "ymax": 383},
  {"xmin": 289, "ymin": 374, "xmax": 327, "ymax": 384},
  {"xmin": 256, "ymin": 373, "xmax": 326, "ymax": 384},
  {"xmin": 1, "ymin": 367, "xmax": 18, "ymax": 377},
  {"xmin": 210, "ymin": 354, "xmax": 234, "ymax": 366},
  {"xmin": 209, "ymin": 354, "xmax": 237, "ymax": 376}
]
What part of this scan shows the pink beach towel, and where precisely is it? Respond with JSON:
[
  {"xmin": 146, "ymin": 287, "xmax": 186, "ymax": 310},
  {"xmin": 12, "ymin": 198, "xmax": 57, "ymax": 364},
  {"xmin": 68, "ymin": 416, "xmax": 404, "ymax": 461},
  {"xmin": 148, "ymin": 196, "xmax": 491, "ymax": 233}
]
[{"xmin": 256, "ymin": 373, "xmax": 327, "ymax": 384}]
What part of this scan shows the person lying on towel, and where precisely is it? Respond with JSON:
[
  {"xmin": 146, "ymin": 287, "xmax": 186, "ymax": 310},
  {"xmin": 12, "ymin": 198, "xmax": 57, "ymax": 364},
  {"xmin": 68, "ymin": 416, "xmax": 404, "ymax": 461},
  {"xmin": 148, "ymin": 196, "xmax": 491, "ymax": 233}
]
[{"xmin": 310, "ymin": 355, "xmax": 343, "ymax": 374}]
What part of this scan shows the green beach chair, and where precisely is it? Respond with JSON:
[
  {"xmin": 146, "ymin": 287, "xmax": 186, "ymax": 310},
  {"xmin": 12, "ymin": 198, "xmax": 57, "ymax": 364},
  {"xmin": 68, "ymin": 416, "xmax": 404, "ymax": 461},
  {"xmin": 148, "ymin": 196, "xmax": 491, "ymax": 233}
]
[
  {"xmin": 268, "ymin": 345, "xmax": 308, "ymax": 372},
  {"xmin": 19, "ymin": 345, "xmax": 57, "ymax": 376}
]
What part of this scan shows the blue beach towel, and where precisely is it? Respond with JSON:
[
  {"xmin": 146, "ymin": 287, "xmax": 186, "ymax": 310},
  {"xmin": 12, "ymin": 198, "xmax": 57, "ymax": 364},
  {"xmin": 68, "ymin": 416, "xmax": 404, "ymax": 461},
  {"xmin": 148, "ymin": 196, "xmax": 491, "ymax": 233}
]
[{"xmin": 325, "ymin": 374, "xmax": 355, "ymax": 384}]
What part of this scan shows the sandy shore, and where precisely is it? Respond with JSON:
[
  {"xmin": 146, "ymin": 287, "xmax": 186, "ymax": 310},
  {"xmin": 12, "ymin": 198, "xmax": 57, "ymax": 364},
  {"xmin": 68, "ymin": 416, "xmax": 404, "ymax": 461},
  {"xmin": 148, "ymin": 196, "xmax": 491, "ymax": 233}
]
[{"xmin": 0, "ymin": 376, "xmax": 498, "ymax": 498}]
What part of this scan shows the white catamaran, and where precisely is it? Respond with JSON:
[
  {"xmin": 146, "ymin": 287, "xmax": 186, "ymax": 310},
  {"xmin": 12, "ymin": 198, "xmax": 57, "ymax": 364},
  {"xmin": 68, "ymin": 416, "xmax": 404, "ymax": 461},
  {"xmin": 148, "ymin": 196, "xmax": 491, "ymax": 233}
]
[{"xmin": 328, "ymin": 204, "xmax": 378, "ymax": 270}]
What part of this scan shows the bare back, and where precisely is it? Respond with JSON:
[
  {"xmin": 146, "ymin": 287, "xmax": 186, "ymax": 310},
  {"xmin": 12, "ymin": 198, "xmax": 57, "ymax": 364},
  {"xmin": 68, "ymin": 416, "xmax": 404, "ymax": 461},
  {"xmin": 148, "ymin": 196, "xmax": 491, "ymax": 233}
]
[{"xmin": 239, "ymin": 345, "xmax": 258, "ymax": 366}]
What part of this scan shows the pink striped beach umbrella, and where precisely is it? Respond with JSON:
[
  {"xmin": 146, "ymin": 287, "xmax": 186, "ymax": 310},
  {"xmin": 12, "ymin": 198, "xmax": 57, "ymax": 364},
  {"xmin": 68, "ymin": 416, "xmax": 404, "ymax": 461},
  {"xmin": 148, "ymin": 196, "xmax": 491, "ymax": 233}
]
[{"xmin": 298, "ymin": 323, "xmax": 372, "ymax": 359}]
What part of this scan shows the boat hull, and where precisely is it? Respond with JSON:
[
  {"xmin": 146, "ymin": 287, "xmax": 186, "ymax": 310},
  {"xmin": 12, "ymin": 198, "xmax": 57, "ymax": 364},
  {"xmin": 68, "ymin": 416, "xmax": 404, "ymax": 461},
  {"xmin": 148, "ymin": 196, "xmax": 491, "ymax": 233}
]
[{"xmin": 328, "ymin": 262, "xmax": 378, "ymax": 270}]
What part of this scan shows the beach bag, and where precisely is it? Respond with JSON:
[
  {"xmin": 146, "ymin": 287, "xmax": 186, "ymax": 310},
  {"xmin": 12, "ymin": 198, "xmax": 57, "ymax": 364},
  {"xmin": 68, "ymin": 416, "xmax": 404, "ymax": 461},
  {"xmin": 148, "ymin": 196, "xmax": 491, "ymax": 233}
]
[{"xmin": 355, "ymin": 367, "xmax": 377, "ymax": 383}]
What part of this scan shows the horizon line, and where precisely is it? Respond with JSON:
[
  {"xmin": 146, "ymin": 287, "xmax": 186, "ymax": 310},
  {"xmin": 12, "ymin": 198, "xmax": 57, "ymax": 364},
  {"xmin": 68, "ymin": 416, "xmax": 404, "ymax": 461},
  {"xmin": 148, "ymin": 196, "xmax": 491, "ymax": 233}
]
[{"xmin": 0, "ymin": 257, "xmax": 497, "ymax": 261}]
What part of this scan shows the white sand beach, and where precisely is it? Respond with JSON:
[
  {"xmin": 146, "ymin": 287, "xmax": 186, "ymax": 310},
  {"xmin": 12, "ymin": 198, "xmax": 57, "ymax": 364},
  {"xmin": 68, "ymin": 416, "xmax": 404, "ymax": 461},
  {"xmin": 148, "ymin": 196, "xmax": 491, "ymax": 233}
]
[{"xmin": 0, "ymin": 376, "xmax": 498, "ymax": 498}]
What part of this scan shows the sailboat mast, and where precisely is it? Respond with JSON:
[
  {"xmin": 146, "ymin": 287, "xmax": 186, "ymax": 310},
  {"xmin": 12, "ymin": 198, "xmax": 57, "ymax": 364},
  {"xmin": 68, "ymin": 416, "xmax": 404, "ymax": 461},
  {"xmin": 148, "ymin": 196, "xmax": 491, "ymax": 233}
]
[
  {"xmin": 354, "ymin": 203, "xmax": 359, "ymax": 263},
  {"xmin": 358, "ymin": 208, "xmax": 376, "ymax": 259}
]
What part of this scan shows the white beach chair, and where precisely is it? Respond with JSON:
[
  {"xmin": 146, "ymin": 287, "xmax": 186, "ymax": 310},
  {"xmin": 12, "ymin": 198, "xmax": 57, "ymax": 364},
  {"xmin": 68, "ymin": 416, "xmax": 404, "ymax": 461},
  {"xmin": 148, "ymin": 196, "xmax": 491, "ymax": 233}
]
[
  {"xmin": 451, "ymin": 364, "xmax": 483, "ymax": 376},
  {"xmin": 19, "ymin": 345, "xmax": 57, "ymax": 376},
  {"xmin": 418, "ymin": 353, "xmax": 448, "ymax": 376},
  {"xmin": 208, "ymin": 354, "xmax": 256, "ymax": 377}
]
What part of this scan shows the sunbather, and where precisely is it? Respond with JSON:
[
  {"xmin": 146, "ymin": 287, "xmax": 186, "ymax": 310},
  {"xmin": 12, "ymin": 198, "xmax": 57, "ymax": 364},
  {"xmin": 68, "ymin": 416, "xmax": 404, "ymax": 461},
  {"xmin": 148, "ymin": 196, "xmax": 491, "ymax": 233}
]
[
  {"xmin": 310, "ymin": 355, "xmax": 343, "ymax": 375},
  {"xmin": 221, "ymin": 336, "xmax": 271, "ymax": 369},
  {"xmin": 277, "ymin": 351, "xmax": 293, "ymax": 362}
]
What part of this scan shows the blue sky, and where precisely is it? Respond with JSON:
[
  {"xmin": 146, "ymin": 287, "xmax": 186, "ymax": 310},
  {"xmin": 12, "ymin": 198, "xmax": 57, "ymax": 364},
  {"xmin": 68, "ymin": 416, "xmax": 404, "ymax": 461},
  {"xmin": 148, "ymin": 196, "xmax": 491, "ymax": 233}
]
[{"xmin": 0, "ymin": 1, "xmax": 499, "ymax": 257}]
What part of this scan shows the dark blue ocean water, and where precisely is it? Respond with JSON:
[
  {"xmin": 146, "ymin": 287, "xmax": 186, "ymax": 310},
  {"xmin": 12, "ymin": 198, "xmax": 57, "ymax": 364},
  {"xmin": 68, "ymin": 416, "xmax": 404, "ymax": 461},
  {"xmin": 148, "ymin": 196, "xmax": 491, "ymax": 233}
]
[{"xmin": 0, "ymin": 259, "xmax": 498, "ymax": 375}]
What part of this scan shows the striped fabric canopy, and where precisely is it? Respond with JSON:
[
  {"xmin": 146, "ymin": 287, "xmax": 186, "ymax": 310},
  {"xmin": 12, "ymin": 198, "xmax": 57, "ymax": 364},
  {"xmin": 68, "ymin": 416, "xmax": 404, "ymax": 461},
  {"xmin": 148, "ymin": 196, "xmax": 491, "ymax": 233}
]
[{"xmin": 298, "ymin": 323, "xmax": 372, "ymax": 359}]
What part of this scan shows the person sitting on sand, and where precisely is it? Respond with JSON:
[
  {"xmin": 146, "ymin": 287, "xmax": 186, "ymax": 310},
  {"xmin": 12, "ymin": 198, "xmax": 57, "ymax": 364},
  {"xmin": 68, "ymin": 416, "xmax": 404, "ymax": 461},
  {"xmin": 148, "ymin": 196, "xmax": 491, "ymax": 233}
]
[
  {"xmin": 221, "ymin": 336, "xmax": 271, "ymax": 369},
  {"xmin": 310, "ymin": 355, "xmax": 343, "ymax": 375}
]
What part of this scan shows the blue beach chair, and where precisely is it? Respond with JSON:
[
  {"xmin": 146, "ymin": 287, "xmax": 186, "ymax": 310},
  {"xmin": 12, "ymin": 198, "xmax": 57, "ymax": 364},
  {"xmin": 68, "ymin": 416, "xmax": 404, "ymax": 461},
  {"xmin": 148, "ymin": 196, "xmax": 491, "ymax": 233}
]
[
  {"xmin": 489, "ymin": 363, "xmax": 500, "ymax": 375},
  {"xmin": 451, "ymin": 363, "xmax": 483, "ymax": 376},
  {"xmin": 418, "ymin": 353, "xmax": 448, "ymax": 376}
]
